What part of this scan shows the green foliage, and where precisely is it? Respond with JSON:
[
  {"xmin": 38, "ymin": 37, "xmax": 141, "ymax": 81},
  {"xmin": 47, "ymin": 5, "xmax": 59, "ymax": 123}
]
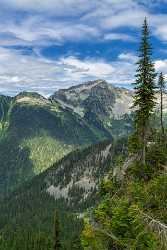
[
  {"xmin": 0, "ymin": 231, "xmax": 53, "ymax": 250},
  {"xmin": 132, "ymin": 18, "xmax": 157, "ymax": 164},
  {"xmin": 128, "ymin": 132, "xmax": 143, "ymax": 154},
  {"xmin": 133, "ymin": 18, "xmax": 156, "ymax": 127},
  {"xmin": 82, "ymin": 133, "xmax": 167, "ymax": 249},
  {"xmin": 158, "ymin": 72, "xmax": 166, "ymax": 92},
  {"xmin": 82, "ymin": 170, "xmax": 167, "ymax": 249},
  {"xmin": 131, "ymin": 231, "xmax": 158, "ymax": 250},
  {"xmin": 81, "ymin": 219, "xmax": 108, "ymax": 250},
  {"xmin": 99, "ymin": 179, "xmax": 116, "ymax": 197},
  {"xmin": 128, "ymin": 140, "xmax": 167, "ymax": 180},
  {"xmin": 128, "ymin": 161, "xmax": 153, "ymax": 181},
  {"xmin": 21, "ymin": 133, "xmax": 72, "ymax": 174}
]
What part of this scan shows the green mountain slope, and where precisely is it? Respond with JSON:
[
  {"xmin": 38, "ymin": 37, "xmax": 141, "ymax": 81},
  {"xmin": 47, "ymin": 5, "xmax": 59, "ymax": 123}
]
[
  {"xmin": 0, "ymin": 92, "xmax": 111, "ymax": 198},
  {"xmin": 0, "ymin": 138, "xmax": 127, "ymax": 250}
]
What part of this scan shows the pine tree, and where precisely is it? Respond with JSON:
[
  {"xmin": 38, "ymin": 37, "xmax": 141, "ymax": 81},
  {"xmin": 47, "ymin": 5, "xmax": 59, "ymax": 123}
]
[
  {"xmin": 133, "ymin": 18, "xmax": 157, "ymax": 165},
  {"xmin": 53, "ymin": 211, "xmax": 61, "ymax": 250},
  {"xmin": 158, "ymin": 72, "xmax": 166, "ymax": 137}
]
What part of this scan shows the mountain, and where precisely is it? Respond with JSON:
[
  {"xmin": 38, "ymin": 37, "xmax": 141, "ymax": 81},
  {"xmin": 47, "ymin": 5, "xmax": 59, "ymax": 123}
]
[
  {"xmin": 52, "ymin": 79, "xmax": 167, "ymax": 132},
  {"xmin": 1, "ymin": 79, "xmax": 167, "ymax": 198},
  {"xmin": 0, "ymin": 91, "xmax": 111, "ymax": 198},
  {"xmin": 0, "ymin": 138, "xmax": 127, "ymax": 250},
  {"xmin": 51, "ymin": 80, "xmax": 133, "ymax": 136},
  {"xmin": 51, "ymin": 80, "xmax": 132, "ymax": 118}
]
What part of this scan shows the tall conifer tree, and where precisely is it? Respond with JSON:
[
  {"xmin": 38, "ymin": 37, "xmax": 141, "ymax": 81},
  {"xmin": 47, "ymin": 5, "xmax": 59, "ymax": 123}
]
[
  {"xmin": 158, "ymin": 72, "xmax": 166, "ymax": 136},
  {"xmin": 53, "ymin": 211, "xmax": 61, "ymax": 250},
  {"xmin": 133, "ymin": 18, "xmax": 156, "ymax": 165}
]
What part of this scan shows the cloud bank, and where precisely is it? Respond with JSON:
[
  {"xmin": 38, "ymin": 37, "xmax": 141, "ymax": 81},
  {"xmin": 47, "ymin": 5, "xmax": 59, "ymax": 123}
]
[{"xmin": 0, "ymin": 0, "xmax": 166, "ymax": 95}]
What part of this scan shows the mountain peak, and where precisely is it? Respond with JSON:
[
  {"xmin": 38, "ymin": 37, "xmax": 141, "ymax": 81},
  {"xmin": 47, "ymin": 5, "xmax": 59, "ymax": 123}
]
[
  {"xmin": 57, "ymin": 79, "xmax": 108, "ymax": 94},
  {"xmin": 15, "ymin": 91, "xmax": 45, "ymax": 99},
  {"xmin": 50, "ymin": 79, "xmax": 133, "ymax": 119},
  {"xmin": 14, "ymin": 91, "xmax": 49, "ymax": 106}
]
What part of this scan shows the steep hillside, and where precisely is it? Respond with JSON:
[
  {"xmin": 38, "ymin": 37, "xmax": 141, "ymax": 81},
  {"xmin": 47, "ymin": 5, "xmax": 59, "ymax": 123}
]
[
  {"xmin": 82, "ymin": 142, "xmax": 167, "ymax": 250},
  {"xmin": 0, "ymin": 138, "xmax": 127, "ymax": 250},
  {"xmin": 0, "ymin": 91, "xmax": 110, "ymax": 198}
]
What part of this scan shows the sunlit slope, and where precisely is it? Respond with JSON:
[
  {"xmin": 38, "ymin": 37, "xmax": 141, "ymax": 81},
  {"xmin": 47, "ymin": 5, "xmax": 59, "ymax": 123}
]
[{"xmin": 0, "ymin": 92, "xmax": 110, "ymax": 197}]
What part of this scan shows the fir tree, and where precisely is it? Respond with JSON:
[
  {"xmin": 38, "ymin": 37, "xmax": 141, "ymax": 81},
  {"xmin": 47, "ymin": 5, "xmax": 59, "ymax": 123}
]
[
  {"xmin": 158, "ymin": 72, "xmax": 166, "ymax": 137},
  {"xmin": 133, "ymin": 18, "xmax": 157, "ymax": 165},
  {"xmin": 53, "ymin": 211, "xmax": 61, "ymax": 250}
]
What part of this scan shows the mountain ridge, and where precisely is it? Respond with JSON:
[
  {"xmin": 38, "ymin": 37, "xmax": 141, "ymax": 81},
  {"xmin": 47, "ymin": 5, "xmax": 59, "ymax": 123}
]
[{"xmin": 0, "ymin": 79, "xmax": 164, "ymax": 199}]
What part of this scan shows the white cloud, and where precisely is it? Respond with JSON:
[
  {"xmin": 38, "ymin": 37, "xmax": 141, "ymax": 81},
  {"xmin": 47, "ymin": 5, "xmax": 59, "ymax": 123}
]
[
  {"xmin": 118, "ymin": 53, "xmax": 138, "ymax": 63},
  {"xmin": 1, "ymin": 46, "xmax": 167, "ymax": 97},
  {"xmin": 0, "ymin": 47, "xmax": 137, "ymax": 96},
  {"xmin": 0, "ymin": 17, "xmax": 101, "ymax": 47},
  {"xmin": 60, "ymin": 56, "xmax": 114, "ymax": 78},
  {"xmin": 147, "ymin": 59, "xmax": 167, "ymax": 81},
  {"xmin": 0, "ymin": 0, "xmax": 166, "ymax": 47},
  {"xmin": 0, "ymin": 47, "xmax": 61, "ymax": 95},
  {"xmin": 0, "ymin": 0, "xmax": 166, "ymax": 96},
  {"xmin": 155, "ymin": 60, "xmax": 167, "ymax": 74},
  {"xmin": 154, "ymin": 24, "xmax": 167, "ymax": 41},
  {"xmin": 102, "ymin": 9, "xmax": 147, "ymax": 30},
  {"xmin": 1, "ymin": 0, "xmax": 94, "ymax": 16},
  {"xmin": 104, "ymin": 33, "xmax": 135, "ymax": 42}
]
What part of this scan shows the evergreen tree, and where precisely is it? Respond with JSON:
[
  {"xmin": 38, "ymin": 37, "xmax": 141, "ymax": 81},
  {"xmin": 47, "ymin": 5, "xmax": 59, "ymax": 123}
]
[
  {"xmin": 133, "ymin": 18, "xmax": 157, "ymax": 165},
  {"xmin": 158, "ymin": 72, "xmax": 166, "ymax": 136},
  {"xmin": 53, "ymin": 211, "xmax": 61, "ymax": 250}
]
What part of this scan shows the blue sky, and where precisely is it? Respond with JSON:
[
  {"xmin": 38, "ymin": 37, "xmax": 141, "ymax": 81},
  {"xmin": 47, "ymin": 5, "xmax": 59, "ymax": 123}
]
[{"xmin": 0, "ymin": 0, "xmax": 167, "ymax": 96}]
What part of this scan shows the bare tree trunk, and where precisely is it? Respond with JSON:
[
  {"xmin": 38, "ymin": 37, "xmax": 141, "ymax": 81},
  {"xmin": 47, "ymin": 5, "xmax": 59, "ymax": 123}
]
[
  {"xmin": 142, "ymin": 126, "xmax": 146, "ymax": 166},
  {"xmin": 160, "ymin": 89, "xmax": 164, "ymax": 136},
  {"xmin": 143, "ymin": 137, "xmax": 146, "ymax": 165}
]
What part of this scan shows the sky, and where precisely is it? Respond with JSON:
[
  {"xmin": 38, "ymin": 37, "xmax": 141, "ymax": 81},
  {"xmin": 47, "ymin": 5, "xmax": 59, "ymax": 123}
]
[{"xmin": 0, "ymin": 0, "xmax": 167, "ymax": 96}]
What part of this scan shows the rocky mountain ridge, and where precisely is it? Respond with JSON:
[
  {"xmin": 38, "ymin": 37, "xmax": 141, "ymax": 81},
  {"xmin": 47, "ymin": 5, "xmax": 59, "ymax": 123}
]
[
  {"xmin": 52, "ymin": 79, "xmax": 167, "ymax": 116},
  {"xmin": 51, "ymin": 79, "xmax": 133, "ymax": 119}
]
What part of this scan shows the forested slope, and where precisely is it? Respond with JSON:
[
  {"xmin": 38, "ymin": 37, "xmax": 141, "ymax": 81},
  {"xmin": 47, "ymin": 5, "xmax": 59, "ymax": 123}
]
[{"xmin": 0, "ymin": 138, "xmax": 127, "ymax": 250}]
